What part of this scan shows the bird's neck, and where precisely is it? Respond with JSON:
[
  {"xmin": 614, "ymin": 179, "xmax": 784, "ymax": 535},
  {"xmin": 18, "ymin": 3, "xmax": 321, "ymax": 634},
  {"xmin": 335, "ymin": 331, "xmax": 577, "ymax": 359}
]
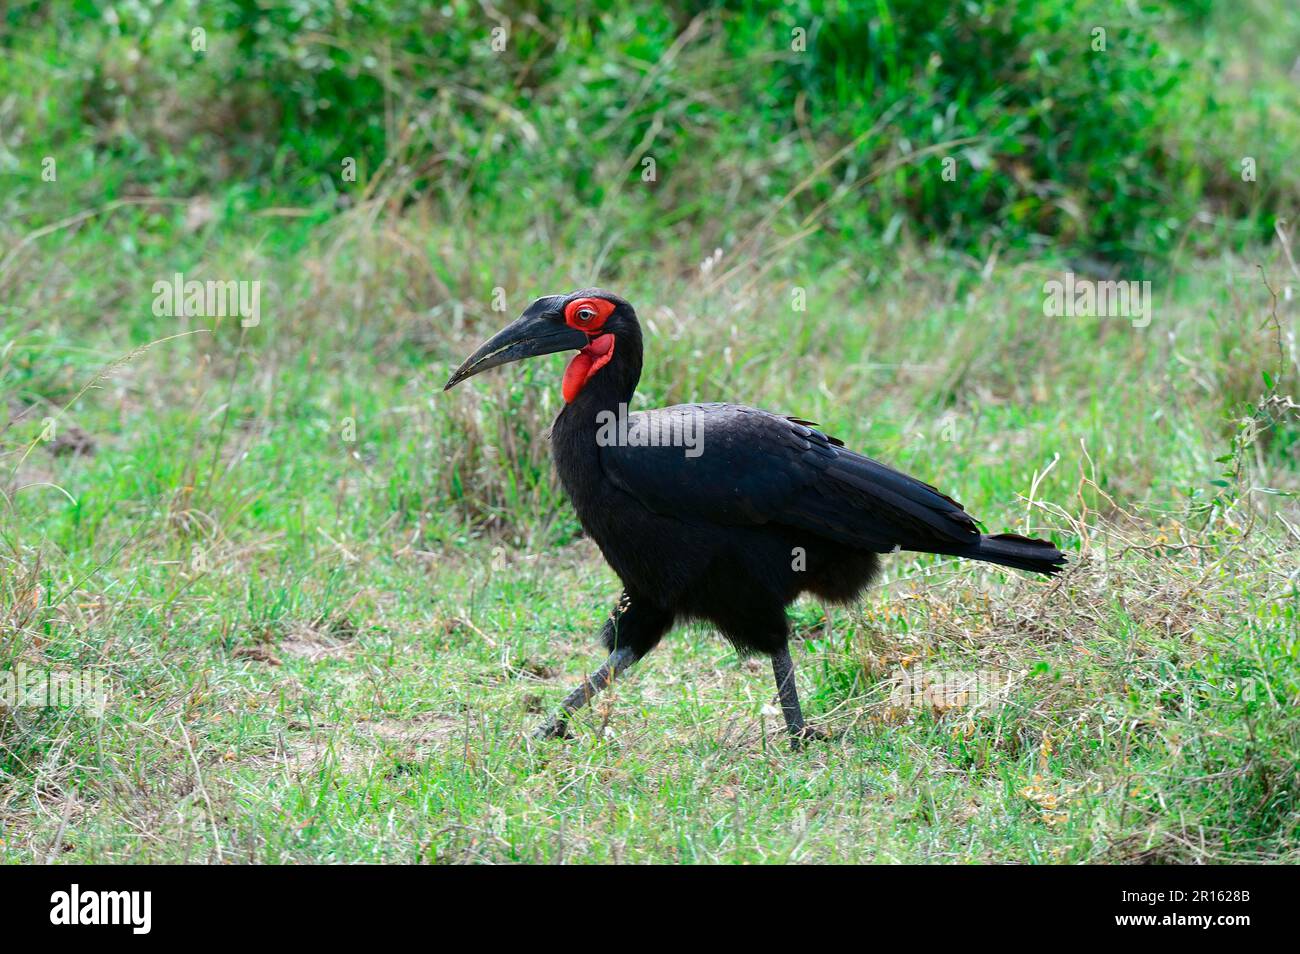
[
  {"xmin": 561, "ymin": 327, "xmax": 642, "ymax": 422},
  {"xmin": 551, "ymin": 329, "xmax": 642, "ymax": 510}
]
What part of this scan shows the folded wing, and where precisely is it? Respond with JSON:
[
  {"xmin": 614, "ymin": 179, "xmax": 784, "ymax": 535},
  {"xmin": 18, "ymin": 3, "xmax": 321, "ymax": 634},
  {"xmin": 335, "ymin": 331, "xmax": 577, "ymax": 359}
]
[{"xmin": 598, "ymin": 403, "xmax": 981, "ymax": 554}]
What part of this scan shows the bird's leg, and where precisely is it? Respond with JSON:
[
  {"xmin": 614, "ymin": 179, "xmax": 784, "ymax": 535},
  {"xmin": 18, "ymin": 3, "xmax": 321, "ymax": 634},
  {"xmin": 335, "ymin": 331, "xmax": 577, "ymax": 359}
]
[
  {"xmin": 532, "ymin": 644, "xmax": 638, "ymax": 741},
  {"xmin": 532, "ymin": 592, "xmax": 670, "ymax": 742},
  {"xmin": 771, "ymin": 646, "xmax": 829, "ymax": 749}
]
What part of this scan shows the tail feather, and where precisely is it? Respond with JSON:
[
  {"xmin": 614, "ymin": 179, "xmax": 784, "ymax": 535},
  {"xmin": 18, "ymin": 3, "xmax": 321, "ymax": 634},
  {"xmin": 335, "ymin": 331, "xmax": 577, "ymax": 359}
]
[{"xmin": 952, "ymin": 532, "xmax": 1067, "ymax": 576}]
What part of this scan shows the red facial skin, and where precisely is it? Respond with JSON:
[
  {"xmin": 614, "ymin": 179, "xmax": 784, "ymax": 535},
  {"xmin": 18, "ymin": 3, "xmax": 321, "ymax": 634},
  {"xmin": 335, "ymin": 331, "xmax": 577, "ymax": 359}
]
[
  {"xmin": 561, "ymin": 297, "xmax": 617, "ymax": 403},
  {"xmin": 563, "ymin": 297, "xmax": 615, "ymax": 332}
]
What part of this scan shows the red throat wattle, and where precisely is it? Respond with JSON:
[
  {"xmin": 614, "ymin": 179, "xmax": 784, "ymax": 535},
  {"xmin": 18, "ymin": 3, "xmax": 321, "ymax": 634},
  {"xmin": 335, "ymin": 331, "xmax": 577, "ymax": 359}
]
[{"xmin": 562, "ymin": 334, "xmax": 615, "ymax": 403}]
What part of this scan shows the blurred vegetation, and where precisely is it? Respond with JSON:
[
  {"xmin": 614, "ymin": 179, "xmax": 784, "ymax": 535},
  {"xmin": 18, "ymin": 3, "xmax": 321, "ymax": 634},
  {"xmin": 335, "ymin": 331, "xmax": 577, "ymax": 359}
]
[{"xmin": 3, "ymin": 0, "xmax": 1299, "ymax": 269}]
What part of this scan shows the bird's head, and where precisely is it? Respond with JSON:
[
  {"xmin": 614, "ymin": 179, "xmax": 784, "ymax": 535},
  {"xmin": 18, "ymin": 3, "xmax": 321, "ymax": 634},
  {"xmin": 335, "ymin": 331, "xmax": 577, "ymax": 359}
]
[{"xmin": 443, "ymin": 289, "xmax": 639, "ymax": 403}]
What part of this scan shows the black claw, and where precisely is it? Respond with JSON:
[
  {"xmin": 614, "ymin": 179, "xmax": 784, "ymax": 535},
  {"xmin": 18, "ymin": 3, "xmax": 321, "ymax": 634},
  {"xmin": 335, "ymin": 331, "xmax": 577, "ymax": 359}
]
[
  {"xmin": 532, "ymin": 717, "xmax": 571, "ymax": 741},
  {"xmin": 789, "ymin": 724, "xmax": 833, "ymax": 750}
]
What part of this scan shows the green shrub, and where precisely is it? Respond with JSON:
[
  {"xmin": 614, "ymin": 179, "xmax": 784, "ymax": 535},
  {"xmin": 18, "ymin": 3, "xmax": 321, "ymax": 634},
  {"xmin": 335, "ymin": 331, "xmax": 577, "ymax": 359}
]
[{"xmin": 2, "ymin": 0, "xmax": 1297, "ymax": 266}]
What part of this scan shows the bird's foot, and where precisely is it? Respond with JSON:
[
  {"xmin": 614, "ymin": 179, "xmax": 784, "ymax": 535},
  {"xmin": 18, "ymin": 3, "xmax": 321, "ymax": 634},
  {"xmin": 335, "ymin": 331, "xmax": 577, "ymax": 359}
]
[
  {"xmin": 532, "ymin": 716, "xmax": 572, "ymax": 741},
  {"xmin": 789, "ymin": 723, "xmax": 833, "ymax": 750}
]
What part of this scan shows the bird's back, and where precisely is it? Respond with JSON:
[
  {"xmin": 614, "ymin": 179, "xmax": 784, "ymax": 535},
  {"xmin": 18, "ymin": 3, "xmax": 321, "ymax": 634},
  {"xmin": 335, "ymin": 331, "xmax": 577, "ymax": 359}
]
[{"xmin": 599, "ymin": 403, "xmax": 978, "ymax": 550}]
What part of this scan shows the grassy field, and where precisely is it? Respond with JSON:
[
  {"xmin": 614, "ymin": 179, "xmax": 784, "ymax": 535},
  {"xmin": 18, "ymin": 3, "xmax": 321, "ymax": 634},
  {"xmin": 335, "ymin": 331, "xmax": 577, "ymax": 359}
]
[{"xmin": 2, "ymin": 2, "xmax": 1299, "ymax": 863}]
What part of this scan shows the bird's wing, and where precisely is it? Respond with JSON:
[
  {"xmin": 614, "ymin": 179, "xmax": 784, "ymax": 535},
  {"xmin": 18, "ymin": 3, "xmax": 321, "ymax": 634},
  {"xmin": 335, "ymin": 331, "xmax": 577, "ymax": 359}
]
[{"xmin": 597, "ymin": 404, "xmax": 980, "ymax": 552}]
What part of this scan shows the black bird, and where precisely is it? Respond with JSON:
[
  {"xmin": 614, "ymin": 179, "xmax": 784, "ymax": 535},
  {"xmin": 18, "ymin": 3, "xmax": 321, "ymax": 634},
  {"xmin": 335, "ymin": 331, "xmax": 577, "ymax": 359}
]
[{"xmin": 445, "ymin": 290, "xmax": 1065, "ymax": 747}]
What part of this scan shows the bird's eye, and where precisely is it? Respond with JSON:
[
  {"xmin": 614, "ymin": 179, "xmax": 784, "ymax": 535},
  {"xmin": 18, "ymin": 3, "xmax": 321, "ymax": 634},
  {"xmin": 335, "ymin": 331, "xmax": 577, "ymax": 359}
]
[{"xmin": 565, "ymin": 296, "xmax": 610, "ymax": 331}]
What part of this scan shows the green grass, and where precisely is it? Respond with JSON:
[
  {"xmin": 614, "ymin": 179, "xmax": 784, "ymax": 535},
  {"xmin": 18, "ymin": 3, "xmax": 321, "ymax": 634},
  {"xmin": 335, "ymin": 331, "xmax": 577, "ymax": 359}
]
[
  {"xmin": 2, "ymin": 213, "xmax": 1298, "ymax": 860},
  {"xmin": 2, "ymin": 1, "xmax": 1299, "ymax": 863}
]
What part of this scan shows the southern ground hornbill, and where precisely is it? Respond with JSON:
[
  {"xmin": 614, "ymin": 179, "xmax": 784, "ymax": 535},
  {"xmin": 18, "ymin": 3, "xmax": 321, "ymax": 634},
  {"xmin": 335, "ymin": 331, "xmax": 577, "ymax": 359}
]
[{"xmin": 445, "ymin": 289, "xmax": 1066, "ymax": 748}]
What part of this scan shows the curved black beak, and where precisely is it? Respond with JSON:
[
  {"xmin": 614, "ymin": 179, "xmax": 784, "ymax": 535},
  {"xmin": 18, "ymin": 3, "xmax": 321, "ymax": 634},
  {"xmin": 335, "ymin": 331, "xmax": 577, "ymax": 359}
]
[{"xmin": 443, "ymin": 299, "xmax": 588, "ymax": 391}]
